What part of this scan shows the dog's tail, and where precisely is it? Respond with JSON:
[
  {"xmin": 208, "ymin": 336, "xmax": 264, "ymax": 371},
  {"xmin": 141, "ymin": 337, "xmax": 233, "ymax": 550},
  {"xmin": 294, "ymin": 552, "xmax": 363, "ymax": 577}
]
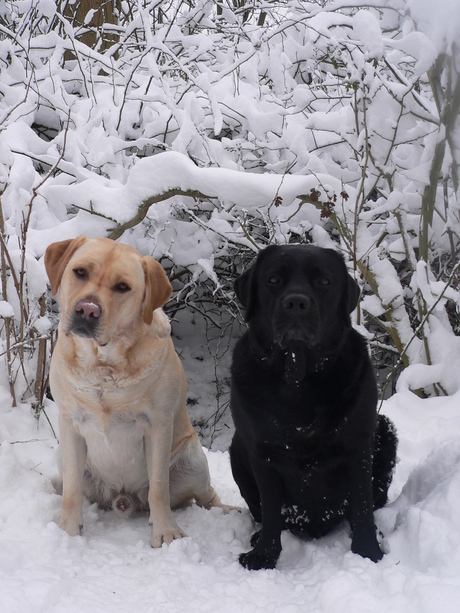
[{"xmin": 372, "ymin": 414, "xmax": 398, "ymax": 510}]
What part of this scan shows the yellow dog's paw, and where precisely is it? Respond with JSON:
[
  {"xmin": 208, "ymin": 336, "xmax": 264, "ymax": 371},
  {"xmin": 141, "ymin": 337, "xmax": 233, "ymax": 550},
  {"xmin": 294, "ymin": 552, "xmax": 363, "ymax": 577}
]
[
  {"xmin": 59, "ymin": 516, "xmax": 83, "ymax": 537},
  {"xmin": 150, "ymin": 522, "xmax": 186, "ymax": 548},
  {"xmin": 218, "ymin": 503, "xmax": 242, "ymax": 515}
]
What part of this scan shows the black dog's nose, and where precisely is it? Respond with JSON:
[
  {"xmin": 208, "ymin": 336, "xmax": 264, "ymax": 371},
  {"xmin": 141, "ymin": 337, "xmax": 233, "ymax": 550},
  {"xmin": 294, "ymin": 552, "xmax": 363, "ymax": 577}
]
[
  {"xmin": 282, "ymin": 293, "xmax": 310, "ymax": 312},
  {"xmin": 75, "ymin": 299, "xmax": 101, "ymax": 320}
]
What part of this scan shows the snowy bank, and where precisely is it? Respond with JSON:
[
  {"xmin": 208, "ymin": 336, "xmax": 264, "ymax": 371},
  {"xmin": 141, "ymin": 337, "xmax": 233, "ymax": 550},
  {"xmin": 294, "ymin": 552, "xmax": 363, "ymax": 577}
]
[{"xmin": 2, "ymin": 389, "xmax": 460, "ymax": 613}]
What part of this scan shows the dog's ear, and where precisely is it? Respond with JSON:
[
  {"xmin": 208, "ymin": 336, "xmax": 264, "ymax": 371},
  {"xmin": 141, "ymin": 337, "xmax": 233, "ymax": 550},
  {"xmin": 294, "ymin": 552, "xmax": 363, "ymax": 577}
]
[
  {"xmin": 142, "ymin": 257, "xmax": 172, "ymax": 325},
  {"xmin": 234, "ymin": 265, "xmax": 256, "ymax": 322},
  {"xmin": 330, "ymin": 249, "xmax": 360, "ymax": 324},
  {"xmin": 44, "ymin": 236, "xmax": 88, "ymax": 296},
  {"xmin": 347, "ymin": 274, "xmax": 361, "ymax": 314}
]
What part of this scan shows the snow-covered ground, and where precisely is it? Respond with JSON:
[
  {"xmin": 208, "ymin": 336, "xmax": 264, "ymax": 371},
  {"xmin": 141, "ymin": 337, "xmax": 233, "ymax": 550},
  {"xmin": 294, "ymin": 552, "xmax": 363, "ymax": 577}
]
[{"xmin": 2, "ymin": 358, "xmax": 460, "ymax": 612}]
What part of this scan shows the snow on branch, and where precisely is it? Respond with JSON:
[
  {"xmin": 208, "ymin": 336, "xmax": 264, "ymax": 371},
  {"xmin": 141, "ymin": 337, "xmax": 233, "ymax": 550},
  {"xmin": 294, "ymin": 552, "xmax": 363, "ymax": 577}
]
[
  {"xmin": 41, "ymin": 152, "xmax": 347, "ymax": 239},
  {"xmin": 1, "ymin": 0, "xmax": 460, "ymax": 403}
]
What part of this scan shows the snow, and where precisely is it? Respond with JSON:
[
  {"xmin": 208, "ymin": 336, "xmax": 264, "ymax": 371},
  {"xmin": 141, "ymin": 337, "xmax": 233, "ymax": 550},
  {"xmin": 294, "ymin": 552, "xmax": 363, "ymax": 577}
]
[
  {"xmin": 1, "ymin": 1, "xmax": 460, "ymax": 610},
  {"xmin": 0, "ymin": 300, "xmax": 14, "ymax": 318},
  {"xmin": 2, "ymin": 372, "xmax": 460, "ymax": 612},
  {"xmin": 386, "ymin": 32, "xmax": 437, "ymax": 78},
  {"xmin": 352, "ymin": 10, "xmax": 383, "ymax": 61},
  {"xmin": 408, "ymin": 0, "xmax": 460, "ymax": 55},
  {"xmin": 41, "ymin": 151, "xmax": 347, "ymax": 227}
]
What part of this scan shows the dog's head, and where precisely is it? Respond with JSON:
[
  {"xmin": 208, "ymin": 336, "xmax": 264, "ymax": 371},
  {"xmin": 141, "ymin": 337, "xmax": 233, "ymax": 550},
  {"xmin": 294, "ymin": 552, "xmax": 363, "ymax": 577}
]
[
  {"xmin": 234, "ymin": 245, "xmax": 360, "ymax": 351},
  {"xmin": 45, "ymin": 236, "xmax": 172, "ymax": 346}
]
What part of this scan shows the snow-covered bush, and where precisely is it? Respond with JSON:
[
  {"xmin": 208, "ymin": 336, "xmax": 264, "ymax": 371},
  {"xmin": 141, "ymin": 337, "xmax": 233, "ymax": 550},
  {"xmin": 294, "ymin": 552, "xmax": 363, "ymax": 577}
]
[{"xmin": 0, "ymin": 0, "xmax": 459, "ymax": 409}]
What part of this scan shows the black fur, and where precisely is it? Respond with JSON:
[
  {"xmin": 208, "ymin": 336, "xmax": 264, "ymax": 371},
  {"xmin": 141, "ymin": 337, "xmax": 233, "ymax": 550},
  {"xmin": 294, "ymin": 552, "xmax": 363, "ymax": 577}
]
[{"xmin": 229, "ymin": 245, "xmax": 397, "ymax": 570}]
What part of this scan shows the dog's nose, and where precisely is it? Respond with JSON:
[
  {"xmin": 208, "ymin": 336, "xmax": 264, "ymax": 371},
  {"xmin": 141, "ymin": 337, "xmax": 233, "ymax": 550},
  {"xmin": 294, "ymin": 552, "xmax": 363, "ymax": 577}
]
[
  {"xmin": 75, "ymin": 299, "xmax": 101, "ymax": 320},
  {"xmin": 282, "ymin": 293, "xmax": 310, "ymax": 312}
]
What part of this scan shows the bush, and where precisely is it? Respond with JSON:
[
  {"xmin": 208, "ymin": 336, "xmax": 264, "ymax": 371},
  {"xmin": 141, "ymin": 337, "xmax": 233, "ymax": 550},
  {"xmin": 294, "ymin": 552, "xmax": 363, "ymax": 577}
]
[{"xmin": 0, "ymin": 0, "xmax": 459, "ymax": 419}]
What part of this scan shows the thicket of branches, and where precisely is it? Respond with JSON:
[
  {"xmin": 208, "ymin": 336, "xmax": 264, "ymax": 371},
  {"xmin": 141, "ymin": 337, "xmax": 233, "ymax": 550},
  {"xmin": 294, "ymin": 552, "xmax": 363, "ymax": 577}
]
[{"xmin": 0, "ymin": 0, "xmax": 459, "ymax": 417}]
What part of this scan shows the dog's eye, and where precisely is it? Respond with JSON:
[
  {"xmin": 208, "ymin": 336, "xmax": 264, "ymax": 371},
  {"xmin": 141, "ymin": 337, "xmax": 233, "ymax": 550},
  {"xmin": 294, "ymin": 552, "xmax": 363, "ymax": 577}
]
[
  {"xmin": 268, "ymin": 275, "xmax": 281, "ymax": 285},
  {"xmin": 73, "ymin": 268, "xmax": 87, "ymax": 279},
  {"xmin": 114, "ymin": 282, "xmax": 131, "ymax": 293},
  {"xmin": 318, "ymin": 277, "xmax": 331, "ymax": 286}
]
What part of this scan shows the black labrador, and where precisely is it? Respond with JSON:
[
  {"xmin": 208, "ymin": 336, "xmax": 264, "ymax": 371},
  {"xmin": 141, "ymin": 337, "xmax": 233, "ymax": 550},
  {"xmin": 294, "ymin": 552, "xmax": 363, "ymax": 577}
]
[{"xmin": 230, "ymin": 245, "xmax": 397, "ymax": 570}]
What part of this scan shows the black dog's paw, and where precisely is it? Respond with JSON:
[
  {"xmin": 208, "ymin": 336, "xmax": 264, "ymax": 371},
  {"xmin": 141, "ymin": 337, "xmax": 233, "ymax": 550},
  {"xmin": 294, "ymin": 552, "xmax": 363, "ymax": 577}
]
[
  {"xmin": 352, "ymin": 537, "xmax": 384, "ymax": 563},
  {"xmin": 239, "ymin": 549, "xmax": 278, "ymax": 571},
  {"xmin": 250, "ymin": 530, "xmax": 261, "ymax": 548}
]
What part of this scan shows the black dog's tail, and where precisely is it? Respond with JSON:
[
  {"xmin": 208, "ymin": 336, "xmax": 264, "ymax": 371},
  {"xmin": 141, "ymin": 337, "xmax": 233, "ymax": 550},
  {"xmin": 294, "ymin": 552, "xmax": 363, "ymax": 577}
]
[{"xmin": 372, "ymin": 414, "xmax": 398, "ymax": 510}]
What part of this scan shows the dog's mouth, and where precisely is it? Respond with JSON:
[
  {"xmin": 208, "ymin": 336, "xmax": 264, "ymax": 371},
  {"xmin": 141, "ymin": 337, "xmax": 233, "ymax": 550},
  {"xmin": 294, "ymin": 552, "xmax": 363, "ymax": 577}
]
[
  {"xmin": 67, "ymin": 320, "xmax": 102, "ymax": 340},
  {"xmin": 273, "ymin": 319, "xmax": 320, "ymax": 349},
  {"xmin": 67, "ymin": 298, "xmax": 105, "ymax": 343},
  {"xmin": 66, "ymin": 325, "xmax": 109, "ymax": 348},
  {"xmin": 272, "ymin": 293, "xmax": 321, "ymax": 349},
  {"xmin": 274, "ymin": 329, "xmax": 319, "ymax": 349}
]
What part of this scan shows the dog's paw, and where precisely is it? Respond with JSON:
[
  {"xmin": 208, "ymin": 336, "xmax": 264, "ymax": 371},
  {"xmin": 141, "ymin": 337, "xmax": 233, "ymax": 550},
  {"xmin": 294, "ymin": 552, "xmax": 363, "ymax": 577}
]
[
  {"xmin": 199, "ymin": 491, "xmax": 241, "ymax": 514},
  {"xmin": 218, "ymin": 503, "xmax": 242, "ymax": 515},
  {"xmin": 250, "ymin": 529, "xmax": 261, "ymax": 547},
  {"xmin": 351, "ymin": 536, "xmax": 384, "ymax": 562},
  {"xmin": 59, "ymin": 517, "xmax": 83, "ymax": 537},
  {"xmin": 52, "ymin": 476, "xmax": 63, "ymax": 495},
  {"xmin": 239, "ymin": 549, "xmax": 278, "ymax": 571},
  {"xmin": 223, "ymin": 504, "xmax": 242, "ymax": 514},
  {"xmin": 150, "ymin": 522, "xmax": 186, "ymax": 548}
]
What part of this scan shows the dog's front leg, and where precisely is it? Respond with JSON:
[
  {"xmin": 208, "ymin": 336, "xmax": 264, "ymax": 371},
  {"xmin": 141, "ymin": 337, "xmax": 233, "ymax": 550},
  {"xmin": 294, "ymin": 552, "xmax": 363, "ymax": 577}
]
[
  {"xmin": 348, "ymin": 445, "xmax": 383, "ymax": 562},
  {"xmin": 59, "ymin": 412, "xmax": 87, "ymax": 536},
  {"xmin": 239, "ymin": 460, "xmax": 283, "ymax": 570},
  {"xmin": 145, "ymin": 420, "xmax": 185, "ymax": 548}
]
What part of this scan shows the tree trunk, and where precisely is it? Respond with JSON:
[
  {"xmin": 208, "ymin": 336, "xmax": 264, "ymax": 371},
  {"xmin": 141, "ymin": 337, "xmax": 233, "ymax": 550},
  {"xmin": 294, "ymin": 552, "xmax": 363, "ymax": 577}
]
[{"xmin": 61, "ymin": 0, "xmax": 120, "ymax": 58}]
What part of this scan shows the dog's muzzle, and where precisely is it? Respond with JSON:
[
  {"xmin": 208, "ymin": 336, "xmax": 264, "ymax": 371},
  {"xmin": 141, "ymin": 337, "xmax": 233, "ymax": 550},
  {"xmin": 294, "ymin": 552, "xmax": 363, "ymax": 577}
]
[
  {"xmin": 68, "ymin": 298, "xmax": 102, "ymax": 338},
  {"xmin": 273, "ymin": 292, "xmax": 320, "ymax": 348}
]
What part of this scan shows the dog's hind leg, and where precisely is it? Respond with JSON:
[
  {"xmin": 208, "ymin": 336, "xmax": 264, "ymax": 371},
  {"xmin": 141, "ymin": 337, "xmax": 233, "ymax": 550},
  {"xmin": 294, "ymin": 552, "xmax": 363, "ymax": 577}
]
[
  {"xmin": 229, "ymin": 434, "xmax": 262, "ymax": 522},
  {"xmin": 170, "ymin": 435, "xmax": 236, "ymax": 513},
  {"xmin": 372, "ymin": 414, "xmax": 398, "ymax": 510}
]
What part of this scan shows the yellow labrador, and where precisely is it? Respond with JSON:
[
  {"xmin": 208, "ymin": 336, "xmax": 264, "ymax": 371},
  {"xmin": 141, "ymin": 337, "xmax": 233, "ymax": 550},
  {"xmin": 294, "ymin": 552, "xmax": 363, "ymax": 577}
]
[{"xmin": 45, "ymin": 236, "xmax": 229, "ymax": 547}]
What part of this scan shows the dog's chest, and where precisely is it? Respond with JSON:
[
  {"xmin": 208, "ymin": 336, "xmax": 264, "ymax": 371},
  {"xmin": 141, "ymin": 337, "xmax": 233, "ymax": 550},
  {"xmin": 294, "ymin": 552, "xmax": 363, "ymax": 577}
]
[
  {"xmin": 72, "ymin": 406, "xmax": 151, "ymax": 488},
  {"xmin": 68, "ymin": 403, "xmax": 151, "ymax": 475},
  {"xmin": 240, "ymin": 380, "xmax": 338, "ymax": 459},
  {"xmin": 70, "ymin": 362, "xmax": 152, "ymax": 408},
  {"xmin": 255, "ymin": 409, "xmax": 338, "ymax": 472},
  {"xmin": 73, "ymin": 403, "xmax": 151, "ymax": 432},
  {"xmin": 67, "ymin": 367, "xmax": 153, "ymax": 436},
  {"xmin": 260, "ymin": 406, "xmax": 322, "ymax": 448}
]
